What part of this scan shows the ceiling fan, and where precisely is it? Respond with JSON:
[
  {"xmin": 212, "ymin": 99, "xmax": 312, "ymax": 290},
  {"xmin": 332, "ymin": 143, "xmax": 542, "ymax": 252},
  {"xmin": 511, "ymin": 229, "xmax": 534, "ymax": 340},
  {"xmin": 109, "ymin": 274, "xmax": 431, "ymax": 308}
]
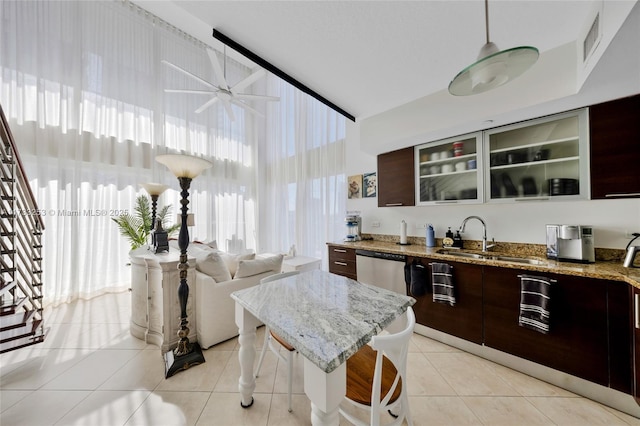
[{"xmin": 162, "ymin": 48, "xmax": 279, "ymax": 121}]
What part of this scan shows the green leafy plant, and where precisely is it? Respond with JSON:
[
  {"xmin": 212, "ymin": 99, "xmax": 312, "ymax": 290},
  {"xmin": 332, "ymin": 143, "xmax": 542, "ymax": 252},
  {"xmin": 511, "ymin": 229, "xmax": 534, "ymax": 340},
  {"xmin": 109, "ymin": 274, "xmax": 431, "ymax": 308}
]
[{"xmin": 112, "ymin": 195, "xmax": 180, "ymax": 250}]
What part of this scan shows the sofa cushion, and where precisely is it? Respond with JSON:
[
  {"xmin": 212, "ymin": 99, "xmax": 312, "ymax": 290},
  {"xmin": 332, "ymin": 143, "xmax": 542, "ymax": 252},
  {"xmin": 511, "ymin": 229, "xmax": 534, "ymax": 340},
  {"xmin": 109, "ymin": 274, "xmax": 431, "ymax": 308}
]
[
  {"xmin": 195, "ymin": 251, "xmax": 232, "ymax": 282},
  {"xmin": 220, "ymin": 252, "xmax": 255, "ymax": 277},
  {"xmin": 235, "ymin": 254, "xmax": 284, "ymax": 279}
]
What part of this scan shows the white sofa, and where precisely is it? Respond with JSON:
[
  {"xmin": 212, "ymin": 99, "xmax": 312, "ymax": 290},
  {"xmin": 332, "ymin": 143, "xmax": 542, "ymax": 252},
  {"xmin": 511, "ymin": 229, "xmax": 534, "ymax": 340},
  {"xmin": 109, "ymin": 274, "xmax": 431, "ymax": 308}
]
[{"xmin": 170, "ymin": 240, "xmax": 283, "ymax": 349}]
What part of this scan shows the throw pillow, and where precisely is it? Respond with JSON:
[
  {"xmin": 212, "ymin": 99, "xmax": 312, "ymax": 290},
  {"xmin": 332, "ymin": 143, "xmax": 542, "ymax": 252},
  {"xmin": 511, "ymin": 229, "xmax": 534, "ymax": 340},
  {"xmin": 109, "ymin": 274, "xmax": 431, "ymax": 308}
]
[
  {"xmin": 220, "ymin": 252, "xmax": 255, "ymax": 277},
  {"xmin": 235, "ymin": 254, "xmax": 284, "ymax": 279},
  {"xmin": 195, "ymin": 251, "xmax": 232, "ymax": 283}
]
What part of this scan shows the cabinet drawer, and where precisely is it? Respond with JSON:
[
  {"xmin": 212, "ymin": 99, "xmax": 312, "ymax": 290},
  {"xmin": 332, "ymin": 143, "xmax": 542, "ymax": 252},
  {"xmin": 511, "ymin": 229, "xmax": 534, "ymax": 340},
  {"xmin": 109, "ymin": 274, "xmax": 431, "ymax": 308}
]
[
  {"xmin": 328, "ymin": 259, "xmax": 357, "ymax": 279},
  {"xmin": 328, "ymin": 246, "xmax": 356, "ymax": 262},
  {"xmin": 328, "ymin": 245, "xmax": 357, "ymax": 279}
]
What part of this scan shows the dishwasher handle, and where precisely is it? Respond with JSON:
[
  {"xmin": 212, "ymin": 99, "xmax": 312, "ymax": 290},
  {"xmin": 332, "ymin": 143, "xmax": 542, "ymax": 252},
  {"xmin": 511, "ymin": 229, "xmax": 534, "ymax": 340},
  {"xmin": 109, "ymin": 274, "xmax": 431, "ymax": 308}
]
[{"xmin": 355, "ymin": 249, "xmax": 406, "ymax": 262}]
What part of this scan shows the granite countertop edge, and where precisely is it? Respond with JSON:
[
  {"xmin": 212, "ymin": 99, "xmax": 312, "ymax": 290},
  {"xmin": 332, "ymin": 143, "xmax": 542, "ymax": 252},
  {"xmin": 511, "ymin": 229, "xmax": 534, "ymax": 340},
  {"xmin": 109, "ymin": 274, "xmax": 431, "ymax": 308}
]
[{"xmin": 328, "ymin": 240, "xmax": 640, "ymax": 290}]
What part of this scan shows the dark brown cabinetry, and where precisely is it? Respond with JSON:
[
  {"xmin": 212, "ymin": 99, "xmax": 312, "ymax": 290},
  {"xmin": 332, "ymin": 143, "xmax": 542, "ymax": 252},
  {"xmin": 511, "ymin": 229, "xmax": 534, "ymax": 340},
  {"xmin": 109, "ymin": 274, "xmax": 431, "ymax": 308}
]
[
  {"xmin": 377, "ymin": 147, "xmax": 415, "ymax": 207},
  {"xmin": 608, "ymin": 280, "xmax": 634, "ymax": 394},
  {"xmin": 634, "ymin": 286, "xmax": 640, "ymax": 403},
  {"xmin": 483, "ymin": 266, "xmax": 632, "ymax": 390},
  {"xmin": 410, "ymin": 257, "xmax": 483, "ymax": 344},
  {"xmin": 589, "ymin": 94, "xmax": 640, "ymax": 199},
  {"xmin": 327, "ymin": 244, "xmax": 357, "ymax": 280}
]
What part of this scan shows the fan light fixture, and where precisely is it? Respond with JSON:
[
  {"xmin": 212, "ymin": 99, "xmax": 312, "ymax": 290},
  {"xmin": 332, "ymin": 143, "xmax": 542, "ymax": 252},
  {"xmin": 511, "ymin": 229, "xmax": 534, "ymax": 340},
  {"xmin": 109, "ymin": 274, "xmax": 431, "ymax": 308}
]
[
  {"xmin": 162, "ymin": 47, "xmax": 279, "ymax": 121},
  {"xmin": 448, "ymin": 0, "xmax": 539, "ymax": 96}
]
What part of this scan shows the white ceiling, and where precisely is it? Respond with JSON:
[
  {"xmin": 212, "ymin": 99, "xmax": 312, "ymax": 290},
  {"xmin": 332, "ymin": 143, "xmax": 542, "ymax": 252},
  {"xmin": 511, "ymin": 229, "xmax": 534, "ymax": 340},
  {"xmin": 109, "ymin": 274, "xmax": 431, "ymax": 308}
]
[{"xmin": 139, "ymin": 0, "xmax": 637, "ymax": 125}]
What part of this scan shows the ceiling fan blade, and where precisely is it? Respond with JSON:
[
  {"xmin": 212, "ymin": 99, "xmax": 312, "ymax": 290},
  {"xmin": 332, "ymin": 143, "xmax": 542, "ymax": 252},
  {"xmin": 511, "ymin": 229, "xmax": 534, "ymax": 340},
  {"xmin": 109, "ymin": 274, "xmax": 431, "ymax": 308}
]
[
  {"xmin": 231, "ymin": 99, "xmax": 265, "ymax": 118},
  {"xmin": 194, "ymin": 97, "xmax": 220, "ymax": 114},
  {"xmin": 165, "ymin": 89, "xmax": 218, "ymax": 95},
  {"xmin": 206, "ymin": 49, "xmax": 229, "ymax": 90},
  {"xmin": 233, "ymin": 93, "xmax": 280, "ymax": 102},
  {"xmin": 221, "ymin": 99, "xmax": 236, "ymax": 121},
  {"xmin": 231, "ymin": 68, "xmax": 266, "ymax": 93},
  {"xmin": 162, "ymin": 60, "xmax": 217, "ymax": 90}
]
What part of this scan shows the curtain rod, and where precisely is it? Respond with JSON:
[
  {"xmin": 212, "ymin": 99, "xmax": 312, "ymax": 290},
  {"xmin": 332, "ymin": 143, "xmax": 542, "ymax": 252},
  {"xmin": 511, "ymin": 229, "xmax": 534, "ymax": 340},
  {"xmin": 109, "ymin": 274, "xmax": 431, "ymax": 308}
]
[{"xmin": 212, "ymin": 29, "xmax": 356, "ymax": 122}]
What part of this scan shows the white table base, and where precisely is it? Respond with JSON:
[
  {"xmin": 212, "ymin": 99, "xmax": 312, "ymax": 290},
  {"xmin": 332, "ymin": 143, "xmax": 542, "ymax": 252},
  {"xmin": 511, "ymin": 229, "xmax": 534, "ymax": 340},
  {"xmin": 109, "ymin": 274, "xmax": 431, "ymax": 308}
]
[
  {"xmin": 235, "ymin": 301, "xmax": 345, "ymax": 425},
  {"xmin": 305, "ymin": 359, "xmax": 345, "ymax": 426},
  {"xmin": 235, "ymin": 302, "xmax": 261, "ymax": 408}
]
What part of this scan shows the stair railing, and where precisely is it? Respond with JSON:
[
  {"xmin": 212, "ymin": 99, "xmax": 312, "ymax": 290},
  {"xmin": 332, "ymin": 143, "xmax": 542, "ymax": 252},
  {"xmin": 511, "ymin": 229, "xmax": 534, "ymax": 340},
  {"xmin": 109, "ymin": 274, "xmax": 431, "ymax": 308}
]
[{"xmin": 0, "ymin": 104, "xmax": 46, "ymax": 353}]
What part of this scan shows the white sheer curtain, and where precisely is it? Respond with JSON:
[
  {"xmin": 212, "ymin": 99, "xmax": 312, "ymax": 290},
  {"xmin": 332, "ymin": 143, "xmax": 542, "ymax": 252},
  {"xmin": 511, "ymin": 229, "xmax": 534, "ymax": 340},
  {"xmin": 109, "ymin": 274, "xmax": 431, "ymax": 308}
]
[
  {"xmin": 259, "ymin": 78, "xmax": 347, "ymax": 264},
  {"xmin": 0, "ymin": 0, "xmax": 258, "ymax": 305}
]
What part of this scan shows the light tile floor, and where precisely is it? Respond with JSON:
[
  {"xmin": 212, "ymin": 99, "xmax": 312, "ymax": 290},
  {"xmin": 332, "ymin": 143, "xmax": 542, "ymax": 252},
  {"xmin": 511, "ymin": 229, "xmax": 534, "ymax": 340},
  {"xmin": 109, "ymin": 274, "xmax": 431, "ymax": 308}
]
[{"xmin": 1, "ymin": 291, "xmax": 639, "ymax": 426}]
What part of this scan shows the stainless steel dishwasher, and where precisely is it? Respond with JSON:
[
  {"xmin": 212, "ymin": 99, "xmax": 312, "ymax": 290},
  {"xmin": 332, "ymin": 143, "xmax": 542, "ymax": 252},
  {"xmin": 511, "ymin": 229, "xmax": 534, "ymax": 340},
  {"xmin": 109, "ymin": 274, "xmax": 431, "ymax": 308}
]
[{"xmin": 355, "ymin": 249, "xmax": 407, "ymax": 295}]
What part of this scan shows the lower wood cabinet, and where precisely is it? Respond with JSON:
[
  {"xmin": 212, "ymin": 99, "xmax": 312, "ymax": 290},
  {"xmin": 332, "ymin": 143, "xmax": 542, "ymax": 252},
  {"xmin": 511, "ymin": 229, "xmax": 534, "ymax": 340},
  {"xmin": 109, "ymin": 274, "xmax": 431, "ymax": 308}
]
[
  {"xmin": 608, "ymin": 280, "xmax": 633, "ymax": 394},
  {"xmin": 634, "ymin": 286, "xmax": 640, "ymax": 403},
  {"xmin": 410, "ymin": 257, "xmax": 483, "ymax": 344},
  {"xmin": 327, "ymin": 244, "xmax": 357, "ymax": 280},
  {"xmin": 483, "ymin": 266, "xmax": 632, "ymax": 390}
]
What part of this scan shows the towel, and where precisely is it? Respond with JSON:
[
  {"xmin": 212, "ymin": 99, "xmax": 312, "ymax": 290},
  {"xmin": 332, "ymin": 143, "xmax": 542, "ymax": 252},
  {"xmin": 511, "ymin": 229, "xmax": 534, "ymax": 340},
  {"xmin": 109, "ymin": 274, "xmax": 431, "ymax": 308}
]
[
  {"xmin": 432, "ymin": 263, "xmax": 455, "ymax": 306},
  {"xmin": 410, "ymin": 261, "xmax": 429, "ymax": 297},
  {"xmin": 518, "ymin": 275, "xmax": 552, "ymax": 334}
]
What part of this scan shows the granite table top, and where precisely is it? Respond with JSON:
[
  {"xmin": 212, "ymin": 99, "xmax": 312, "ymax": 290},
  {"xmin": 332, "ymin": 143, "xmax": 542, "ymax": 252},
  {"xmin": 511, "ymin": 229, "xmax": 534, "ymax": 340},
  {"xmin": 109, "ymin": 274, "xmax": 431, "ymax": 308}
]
[
  {"xmin": 328, "ymin": 240, "xmax": 640, "ymax": 290},
  {"xmin": 231, "ymin": 269, "xmax": 416, "ymax": 373}
]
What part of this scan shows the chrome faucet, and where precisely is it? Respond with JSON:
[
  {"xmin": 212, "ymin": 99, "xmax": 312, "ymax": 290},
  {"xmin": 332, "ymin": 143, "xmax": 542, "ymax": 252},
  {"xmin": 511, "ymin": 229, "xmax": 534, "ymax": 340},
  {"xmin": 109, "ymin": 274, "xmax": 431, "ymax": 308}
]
[{"xmin": 458, "ymin": 215, "xmax": 495, "ymax": 252}]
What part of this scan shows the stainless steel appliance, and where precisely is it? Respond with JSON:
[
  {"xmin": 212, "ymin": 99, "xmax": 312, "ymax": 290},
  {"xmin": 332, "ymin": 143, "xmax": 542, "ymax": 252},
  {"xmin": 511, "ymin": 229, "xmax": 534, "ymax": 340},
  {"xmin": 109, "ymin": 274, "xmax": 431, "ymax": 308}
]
[
  {"xmin": 344, "ymin": 215, "xmax": 362, "ymax": 242},
  {"xmin": 546, "ymin": 225, "xmax": 595, "ymax": 263},
  {"xmin": 623, "ymin": 233, "xmax": 640, "ymax": 268},
  {"xmin": 355, "ymin": 249, "xmax": 407, "ymax": 295}
]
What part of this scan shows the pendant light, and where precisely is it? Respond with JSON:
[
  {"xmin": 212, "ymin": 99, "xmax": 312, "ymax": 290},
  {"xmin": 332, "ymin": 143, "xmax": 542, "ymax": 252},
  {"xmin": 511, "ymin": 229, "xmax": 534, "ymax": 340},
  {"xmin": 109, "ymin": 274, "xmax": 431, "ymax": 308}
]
[{"xmin": 448, "ymin": 0, "xmax": 539, "ymax": 96}]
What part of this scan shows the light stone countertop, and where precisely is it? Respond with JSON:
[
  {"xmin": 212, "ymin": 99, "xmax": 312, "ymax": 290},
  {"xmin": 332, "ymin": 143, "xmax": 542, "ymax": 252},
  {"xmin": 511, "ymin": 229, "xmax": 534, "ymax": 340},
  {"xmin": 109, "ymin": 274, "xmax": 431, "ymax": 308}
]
[
  {"xmin": 231, "ymin": 269, "xmax": 415, "ymax": 373},
  {"xmin": 329, "ymin": 240, "xmax": 640, "ymax": 290}
]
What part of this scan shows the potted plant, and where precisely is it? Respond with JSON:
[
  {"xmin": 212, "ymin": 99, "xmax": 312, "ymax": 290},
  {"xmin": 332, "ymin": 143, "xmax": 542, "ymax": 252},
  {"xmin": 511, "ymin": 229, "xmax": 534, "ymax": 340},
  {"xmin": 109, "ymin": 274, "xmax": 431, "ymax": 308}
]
[{"xmin": 112, "ymin": 195, "xmax": 180, "ymax": 250}]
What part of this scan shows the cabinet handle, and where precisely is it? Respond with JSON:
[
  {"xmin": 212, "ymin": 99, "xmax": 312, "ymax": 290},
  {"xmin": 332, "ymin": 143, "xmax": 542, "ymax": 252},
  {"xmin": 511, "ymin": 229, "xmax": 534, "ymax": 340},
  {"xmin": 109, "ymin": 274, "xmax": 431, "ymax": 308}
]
[
  {"xmin": 334, "ymin": 261, "xmax": 348, "ymax": 266},
  {"xmin": 605, "ymin": 193, "xmax": 640, "ymax": 198},
  {"xmin": 385, "ymin": 203, "xmax": 403, "ymax": 206},
  {"xmin": 333, "ymin": 249, "xmax": 347, "ymax": 253},
  {"xmin": 635, "ymin": 293, "xmax": 639, "ymax": 329},
  {"xmin": 515, "ymin": 197, "xmax": 550, "ymax": 201}
]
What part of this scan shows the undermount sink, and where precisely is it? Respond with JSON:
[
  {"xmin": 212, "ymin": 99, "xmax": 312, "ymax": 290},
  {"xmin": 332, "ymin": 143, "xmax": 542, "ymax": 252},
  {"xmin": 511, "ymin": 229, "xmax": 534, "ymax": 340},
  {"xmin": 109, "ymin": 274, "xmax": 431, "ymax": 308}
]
[
  {"xmin": 486, "ymin": 255, "xmax": 546, "ymax": 265},
  {"xmin": 437, "ymin": 250, "xmax": 545, "ymax": 265},
  {"xmin": 437, "ymin": 250, "xmax": 485, "ymax": 259}
]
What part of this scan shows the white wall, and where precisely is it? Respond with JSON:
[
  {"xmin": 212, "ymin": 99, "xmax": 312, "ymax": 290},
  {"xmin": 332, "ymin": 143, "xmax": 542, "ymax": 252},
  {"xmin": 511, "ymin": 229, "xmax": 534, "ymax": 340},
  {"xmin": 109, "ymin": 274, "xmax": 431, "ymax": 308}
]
[{"xmin": 344, "ymin": 4, "xmax": 640, "ymax": 250}]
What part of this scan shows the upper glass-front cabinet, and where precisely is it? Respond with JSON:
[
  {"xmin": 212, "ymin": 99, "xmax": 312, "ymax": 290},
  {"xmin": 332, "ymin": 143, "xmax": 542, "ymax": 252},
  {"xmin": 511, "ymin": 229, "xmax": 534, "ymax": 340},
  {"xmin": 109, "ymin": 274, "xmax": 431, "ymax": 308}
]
[
  {"xmin": 415, "ymin": 133, "xmax": 483, "ymax": 205},
  {"xmin": 484, "ymin": 110, "xmax": 589, "ymax": 202}
]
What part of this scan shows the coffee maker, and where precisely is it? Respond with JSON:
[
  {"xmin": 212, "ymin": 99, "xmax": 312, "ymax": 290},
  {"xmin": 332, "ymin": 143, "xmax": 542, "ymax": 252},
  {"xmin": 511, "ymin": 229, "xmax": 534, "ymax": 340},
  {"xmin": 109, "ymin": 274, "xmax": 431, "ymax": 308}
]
[
  {"xmin": 344, "ymin": 215, "xmax": 362, "ymax": 242},
  {"xmin": 546, "ymin": 225, "xmax": 595, "ymax": 263}
]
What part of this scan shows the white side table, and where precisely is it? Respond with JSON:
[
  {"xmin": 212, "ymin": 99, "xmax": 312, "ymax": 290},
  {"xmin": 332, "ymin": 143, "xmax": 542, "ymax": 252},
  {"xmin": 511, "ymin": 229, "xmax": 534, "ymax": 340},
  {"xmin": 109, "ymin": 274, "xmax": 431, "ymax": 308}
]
[
  {"xmin": 129, "ymin": 247, "xmax": 197, "ymax": 352},
  {"xmin": 282, "ymin": 255, "xmax": 321, "ymax": 273}
]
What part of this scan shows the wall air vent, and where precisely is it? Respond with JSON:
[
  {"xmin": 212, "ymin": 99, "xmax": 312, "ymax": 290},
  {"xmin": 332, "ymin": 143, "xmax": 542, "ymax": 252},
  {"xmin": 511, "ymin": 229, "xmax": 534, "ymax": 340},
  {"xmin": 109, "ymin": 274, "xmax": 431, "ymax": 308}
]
[{"xmin": 583, "ymin": 12, "xmax": 600, "ymax": 63}]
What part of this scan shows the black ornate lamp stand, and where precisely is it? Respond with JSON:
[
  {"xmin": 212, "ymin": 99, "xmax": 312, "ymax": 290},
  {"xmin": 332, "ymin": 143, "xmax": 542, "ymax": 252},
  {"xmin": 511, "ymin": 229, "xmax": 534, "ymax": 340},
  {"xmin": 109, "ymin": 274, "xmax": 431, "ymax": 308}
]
[{"xmin": 164, "ymin": 176, "xmax": 205, "ymax": 378}]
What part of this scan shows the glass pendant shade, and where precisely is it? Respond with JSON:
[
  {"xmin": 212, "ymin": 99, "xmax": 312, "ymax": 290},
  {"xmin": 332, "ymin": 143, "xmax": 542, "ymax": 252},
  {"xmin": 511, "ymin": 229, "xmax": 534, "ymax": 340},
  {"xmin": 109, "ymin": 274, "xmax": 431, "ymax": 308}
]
[
  {"xmin": 448, "ymin": 44, "xmax": 539, "ymax": 96},
  {"xmin": 156, "ymin": 154, "xmax": 213, "ymax": 179},
  {"xmin": 448, "ymin": 0, "xmax": 539, "ymax": 96},
  {"xmin": 139, "ymin": 182, "xmax": 169, "ymax": 196}
]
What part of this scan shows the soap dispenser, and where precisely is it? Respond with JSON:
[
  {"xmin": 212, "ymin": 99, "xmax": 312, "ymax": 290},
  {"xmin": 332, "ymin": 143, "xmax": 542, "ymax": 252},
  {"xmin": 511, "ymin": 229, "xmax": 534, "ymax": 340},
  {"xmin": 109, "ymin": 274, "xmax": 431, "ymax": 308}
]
[
  {"xmin": 443, "ymin": 227, "xmax": 454, "ymax": 248},
  {"xmin": 453, "ymin": 231, "xmax": 463, "ymax": 248},
  {"xmin": 426, "ymin": 224, "xmax": 435, "ymax": 247}
]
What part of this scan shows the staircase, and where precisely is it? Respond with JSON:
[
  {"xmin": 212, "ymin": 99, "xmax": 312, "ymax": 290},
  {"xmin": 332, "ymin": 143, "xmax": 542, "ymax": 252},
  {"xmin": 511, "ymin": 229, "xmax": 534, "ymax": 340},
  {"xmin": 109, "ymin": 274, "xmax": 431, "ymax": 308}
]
[{"xmin": 0, "ymin": 105, "xmax": 47, "ymax": 353}]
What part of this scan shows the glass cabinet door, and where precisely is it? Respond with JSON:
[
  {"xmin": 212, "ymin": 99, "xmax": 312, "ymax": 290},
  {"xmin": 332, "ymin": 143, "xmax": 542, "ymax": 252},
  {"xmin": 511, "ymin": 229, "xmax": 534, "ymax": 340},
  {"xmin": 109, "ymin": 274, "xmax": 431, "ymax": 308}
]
[
  {"xmin": 415, "ymin": 133, "xmax": 482, "ymax": 205},
  {"xmin": 485, "ymin": 110, "xmax": 588, "ymax": 202}
]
